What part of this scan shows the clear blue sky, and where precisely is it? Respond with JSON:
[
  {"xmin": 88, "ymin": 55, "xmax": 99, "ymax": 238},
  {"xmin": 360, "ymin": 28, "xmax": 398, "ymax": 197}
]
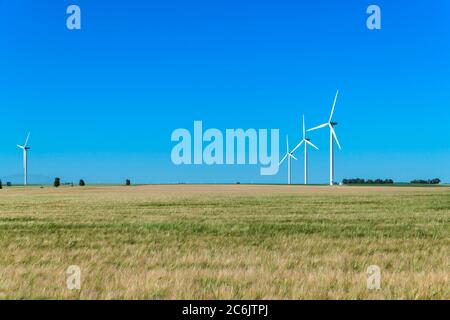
[{"xmin": 1, "ymin": 0, "xmax": 449, "ymax": 184}]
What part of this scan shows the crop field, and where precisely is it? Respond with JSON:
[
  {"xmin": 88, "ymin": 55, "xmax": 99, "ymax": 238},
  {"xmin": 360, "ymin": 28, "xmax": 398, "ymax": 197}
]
[{"xmin": 0, "ymin": 184, "xmax": 448, "ymax": 299}]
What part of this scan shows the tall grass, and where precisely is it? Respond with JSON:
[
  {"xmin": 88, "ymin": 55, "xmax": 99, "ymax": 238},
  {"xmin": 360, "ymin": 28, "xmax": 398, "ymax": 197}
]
[{"xmin": 0, "ymin": 185, "xmax": 448, "ymax": 299}]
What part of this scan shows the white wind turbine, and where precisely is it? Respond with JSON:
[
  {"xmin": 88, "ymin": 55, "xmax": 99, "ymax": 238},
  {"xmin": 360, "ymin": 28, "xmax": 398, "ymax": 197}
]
[
  {"xmin": 17, "ymin": 132, "xmax": 31, "ymax": 186},
  {"xmin": 279, "ymin": 135, "xmax": 297, "ymax": 185},
  {"xmin": 292, "ymin": 115, "xmax": 319, "ymax": 185},
  {"xmin": 308, "ymin": 90, "xmax": 342, "ymax": 185}
]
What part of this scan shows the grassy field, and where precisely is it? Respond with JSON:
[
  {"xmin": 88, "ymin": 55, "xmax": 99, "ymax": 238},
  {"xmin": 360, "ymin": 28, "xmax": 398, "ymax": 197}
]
[{"xmin": 0, "ymin": 185, "xmax": 448, "ymax": 299}]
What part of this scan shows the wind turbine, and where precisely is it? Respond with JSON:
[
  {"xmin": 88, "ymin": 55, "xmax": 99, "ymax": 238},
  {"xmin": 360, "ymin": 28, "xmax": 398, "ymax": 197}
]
[
  {"xmin": 17, "ymin": 132, "xmax": 31, "ymax": 186},
  {"xmin": 279, "ymin": 135, "xmax": 297, "ymax": 184},
  {"xmin": 308, "ymin": 90, "xmax": 341, "ymax": 185},
  {"xmin": 292, "ymin": 115, "xmax": 319, "ymax": 185}
]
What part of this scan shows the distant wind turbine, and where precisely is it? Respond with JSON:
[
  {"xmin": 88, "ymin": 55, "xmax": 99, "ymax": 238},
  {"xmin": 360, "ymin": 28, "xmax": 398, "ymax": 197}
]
[
  {"xmin": 308, "ymin": 90, "xmax": 342, "ymax": 185},
  {"xmin": 292, "ymin": 115, "xmax": 319, "ymax": 185},
  {"xmin": 17, "ymin": 132, "xmax": 31, "ymax": 186},
  {"xmin": 279, "ymin": 135, "xmax": 297, "ymax": 185}
]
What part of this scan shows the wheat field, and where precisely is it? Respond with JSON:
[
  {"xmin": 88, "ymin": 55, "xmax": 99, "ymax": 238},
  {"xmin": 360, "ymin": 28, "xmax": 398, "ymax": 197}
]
[{"xmin": 0, "ymin": 184, "xmax": 448, "ymax": 299}]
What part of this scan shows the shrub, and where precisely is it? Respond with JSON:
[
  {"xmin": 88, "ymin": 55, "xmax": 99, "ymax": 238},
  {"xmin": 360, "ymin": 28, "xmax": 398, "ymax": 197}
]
[
  {"xmin": 53, "ymin": 177, "xmax": 61, "ymax": 187},
  {"xmin": 430, "ymin": 178, "xmax": 441, "ymax": 185},
  {"xmin": 79, "ymin": 179, "xmax": 85, "ymax": 186},
  {"xmin": 125, "ymin": 179, "xmax": 131, "ymax": 186}
]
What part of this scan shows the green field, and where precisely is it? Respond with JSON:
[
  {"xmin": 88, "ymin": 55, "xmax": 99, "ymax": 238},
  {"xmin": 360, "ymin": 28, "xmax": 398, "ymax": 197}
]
[{"xmin": 0, "ymin": 185, "xmax": 448, "ymax": 299}]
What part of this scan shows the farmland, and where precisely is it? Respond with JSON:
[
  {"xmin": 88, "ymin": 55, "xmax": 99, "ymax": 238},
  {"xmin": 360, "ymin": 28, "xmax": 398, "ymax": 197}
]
[{"xmin": 0, "ymin": 185, "xmax": 448, "ymax": 299}]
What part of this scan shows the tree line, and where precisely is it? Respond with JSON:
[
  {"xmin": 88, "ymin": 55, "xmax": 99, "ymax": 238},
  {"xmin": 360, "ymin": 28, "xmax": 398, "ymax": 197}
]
[
  {"xmin": 53, "ymin": 178, "xmax": 132, "ymax": 187},
  {"xmin": 410, "ymin": 178, "xmax": 440, "ymax": 185},
  {"xmin": 0, "ymin": 179, "xmax": 133, "ymax": 189},
  {"xmin": 342, "ymin": 178, "xmax": 394, "ymax": 185},
  {"xmin": 342, "ymin": 178, "xmax": 441, "ymax": 185}
]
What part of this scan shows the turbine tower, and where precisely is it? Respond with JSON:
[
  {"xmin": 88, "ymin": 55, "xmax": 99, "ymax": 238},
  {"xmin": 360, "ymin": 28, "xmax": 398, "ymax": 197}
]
[
  {"xmin": 292, "ymin": 115, "xmax": 319, "ymax": 185},
  {"xmin": 17, "ymin": 132, "xmax": 31, "ymax": 186},
  {"xmin": 279, "ymin": 135, "xmax": 297, "ymax": 184},
  {"xmin": 308, "ymin": 90, "xmax": 341, "ymax": 185}
]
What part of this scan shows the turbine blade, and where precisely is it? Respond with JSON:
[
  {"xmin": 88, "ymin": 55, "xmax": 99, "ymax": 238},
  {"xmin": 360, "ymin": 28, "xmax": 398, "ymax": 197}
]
[
  {"xmin": 290, "ymin": 154, "xmax": 298, "ymax": 161},
  {"xmin": 24, "ymin": 132, "xmax": 30, "ymax": 147},
  {"xmin": 291, "ymin": 140, "xmax": 304, "ymax": 154},
  {"xmin": 330, "ymin": 126, "xmax": 342, "ymax": 150},
  {"xmin": 279, "ymin": 154, "xmax": 288, "ymax": 165},
  {"xmin": 286, "ymin": 135, "xmax": 289, "ymax": 153},
  {"xmin": 306, "ymin": 140, "xmax": 319, "ymax": 150},
  {"xmin": 17, "ymin": 145, "xmax": 24, "ymax": 149},
  {"xmin": 329, "ymin": 89, "xmax": 339, "ymax": 122},
  {"xmin": 302, "ymin": 114, "xmax": 305, "ymax": 139},
  {"xmin": 307, "ymin": 123, "xmax": 328, "ymax": 132}
]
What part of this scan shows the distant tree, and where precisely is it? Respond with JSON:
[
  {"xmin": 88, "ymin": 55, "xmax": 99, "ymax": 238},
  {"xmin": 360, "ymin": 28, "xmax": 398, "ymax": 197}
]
[
  {"xmin": 53, "ymin": 177, "xmax": 61, "ymax": 187},
  {"xmin": 79, "ymin": 179, "xmax": 85, "ymax": 186},
  {"xmin": 0, "ymin": 180, "xmax": 2, "ymax": 189},
  {"xmin": 430, "ymin": 178, "xmax": 441, "ymax": 185},
  {"xmin": 6, "ymin": 182, "xmax": 11, "ymax": 187},
  {"xmin": 125, "ymin": 179, "xmax": 131, "ymax": 186}
]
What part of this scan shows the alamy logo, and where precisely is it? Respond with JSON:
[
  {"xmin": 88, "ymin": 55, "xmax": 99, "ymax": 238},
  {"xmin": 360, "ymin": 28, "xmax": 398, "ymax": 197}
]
[
  {"xmin": 367, "ymin": 265, "xmax": 381, "ymax": 290},
  {"xmin": 366, "ymin": 5, "xmax": 381, "ymax": 30},
  {"xmin": 66, "ymin": 265, "xmax": 81, "ymax": 290},
  {"xmin": 66, "ymin": 5, "xmax": 81, "ymax": 30},
  {"xmin": 171, "ymin": 121, "xmax": 280, "ymax": 175}
]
